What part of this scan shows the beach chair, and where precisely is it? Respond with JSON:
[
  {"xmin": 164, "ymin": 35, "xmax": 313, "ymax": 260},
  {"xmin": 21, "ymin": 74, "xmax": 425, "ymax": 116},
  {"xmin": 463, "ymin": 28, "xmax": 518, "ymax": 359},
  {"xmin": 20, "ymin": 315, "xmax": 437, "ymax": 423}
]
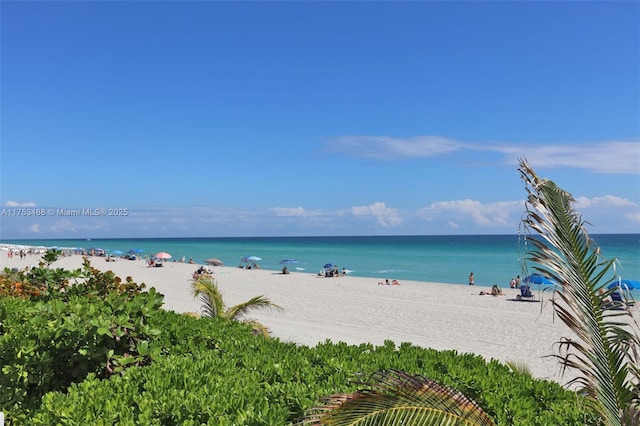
[
  {"xmin": 516, "ymin": 285, "xmax": 535, "ymax": 301},
  {"xmin": 608, "ymin": 291, "xmax": 635, "ymax": 309}
]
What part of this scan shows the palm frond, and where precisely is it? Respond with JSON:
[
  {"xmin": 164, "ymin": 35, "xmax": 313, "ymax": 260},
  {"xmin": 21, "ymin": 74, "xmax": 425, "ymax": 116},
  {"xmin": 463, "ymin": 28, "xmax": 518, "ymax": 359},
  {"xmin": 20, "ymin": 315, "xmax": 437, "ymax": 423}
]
[
  {"xmin": 505, "ymin": 360, "xmax": 532, "ymax": 377},
  {"xmin": 519, "ymin": 158, "xmax": 640, "ymax": 425},
  {"xmin": 191, "ymin": 275, "xmax": 284, "ymax": 338},
  {"xmin": 244, "ymin": 319, "xmax": 272, "ymax": 338},
  {"xmin": 298, "ymin": 369, "xmax": 495, "ymax": 425},
  {"xmin": 191, "ymin": 276, "xmax": 225, "ymax": 318},
  {"xmin": 226, "ymin": 295, "xmax": 283, "ymax": 321}
]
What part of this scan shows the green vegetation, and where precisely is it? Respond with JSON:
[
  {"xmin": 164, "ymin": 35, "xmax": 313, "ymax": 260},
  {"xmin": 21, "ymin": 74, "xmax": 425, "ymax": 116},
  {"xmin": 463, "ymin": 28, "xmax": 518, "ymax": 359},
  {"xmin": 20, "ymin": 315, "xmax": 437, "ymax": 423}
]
[
  {"xmin": 191, "ymin": 275, "xmax": 282, "ymax": 337},
  {"xmin": 299, "ymin": 369, "xmax": 496, "ymax": 425}
]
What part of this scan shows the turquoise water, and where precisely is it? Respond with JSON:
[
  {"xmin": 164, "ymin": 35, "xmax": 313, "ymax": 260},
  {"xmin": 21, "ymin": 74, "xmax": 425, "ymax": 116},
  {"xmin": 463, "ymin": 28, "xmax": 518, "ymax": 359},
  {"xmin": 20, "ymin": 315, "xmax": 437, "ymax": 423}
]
[{"xmin": 3, "ymin": 234, "xmax": 639, "ymax": 289}]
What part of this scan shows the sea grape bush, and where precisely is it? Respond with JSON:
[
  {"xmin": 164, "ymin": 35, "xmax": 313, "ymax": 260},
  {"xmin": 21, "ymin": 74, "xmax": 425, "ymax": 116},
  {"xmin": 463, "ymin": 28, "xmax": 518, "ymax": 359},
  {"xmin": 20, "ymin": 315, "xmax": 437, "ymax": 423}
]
[
  {"xmin": 0, "ymin": 255, "xmax": 155, "ymax": 421},
  {"xmin": 1, "ymin": 255, "xmax": 146, "ymax": 301},
  {"xmin": 0, "ymin": 289, "xmax": 163, "ymax": 421},
  {"xmin": 26, "ymin": 310, "xmax": 597, "ymax": 425}
]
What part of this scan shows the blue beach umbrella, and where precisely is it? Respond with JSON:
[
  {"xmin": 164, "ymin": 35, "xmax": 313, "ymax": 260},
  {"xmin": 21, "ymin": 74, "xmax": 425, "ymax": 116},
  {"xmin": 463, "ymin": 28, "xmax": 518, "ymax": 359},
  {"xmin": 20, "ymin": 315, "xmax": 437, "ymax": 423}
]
[
  {"xmin": 523, "ymin": 274, "xmax": 555, "ymax": 285},
  {"xmin": 607, "ymin": 279, "xmax": 639, "ymax": 291},
  {"xmin": 128, "ymin": 248, "xmax": 144, "ymax": 254},
  {"xmin": 324, "ymin": 263, "xmax": 334, "ymax": 270}
]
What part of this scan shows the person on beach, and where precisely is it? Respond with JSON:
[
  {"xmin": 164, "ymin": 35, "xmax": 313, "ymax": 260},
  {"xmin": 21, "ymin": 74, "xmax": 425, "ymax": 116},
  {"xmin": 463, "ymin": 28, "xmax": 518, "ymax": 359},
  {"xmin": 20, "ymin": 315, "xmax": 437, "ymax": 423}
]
[
  {"xmin": 515, "ymin": 275, "xmax": 521, "ymax": 287},
  {"xmin": 378, "ymin": 279, "xmax": 390, "ymax": 285},
  {"xmin": 469, "ymin": 272, "xmax": 475, "ymax": 286},
  {"xmin": 510, "ymin": 277, "xmax": 516, "ymax": 288},
  {"xmin": 392, "ymin": 279, "xmax": 400, "ymax": 286}
]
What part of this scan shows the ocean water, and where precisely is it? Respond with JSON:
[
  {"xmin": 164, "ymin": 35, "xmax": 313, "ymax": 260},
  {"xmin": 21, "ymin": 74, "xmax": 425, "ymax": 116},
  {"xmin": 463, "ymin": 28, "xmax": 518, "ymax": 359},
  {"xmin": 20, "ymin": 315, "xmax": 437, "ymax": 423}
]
[{"xmin": 3, "ymin": 234, "xmax": 639, "ymax": 289}]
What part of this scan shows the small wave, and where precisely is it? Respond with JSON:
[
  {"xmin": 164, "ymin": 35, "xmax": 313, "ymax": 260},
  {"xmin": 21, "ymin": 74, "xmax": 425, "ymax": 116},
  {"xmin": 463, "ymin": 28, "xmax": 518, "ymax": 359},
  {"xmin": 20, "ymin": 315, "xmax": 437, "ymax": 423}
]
[{"xmin": 295, "ymin": 267, "xmax": 305, "ymax": 271}]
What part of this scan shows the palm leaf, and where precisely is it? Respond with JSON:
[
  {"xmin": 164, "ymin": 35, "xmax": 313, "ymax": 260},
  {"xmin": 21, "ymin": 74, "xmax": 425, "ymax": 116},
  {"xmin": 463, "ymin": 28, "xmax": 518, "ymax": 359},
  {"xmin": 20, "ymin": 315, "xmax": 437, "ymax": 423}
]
[
  {"xmin": 244, "ymin": 319, "xmax": 272, "ymax": 338},
  {"xmin": 299, "ymin": 369, "xmax": 495, "ymax": 425},
  {"xmin": 191, "ymin": 275, "xmax": 283, "ymax": 337},
  {"xmin": 191, "ymin": 276, "xmax": 225, "ymax": 318},
  {"xmin": 226, "ymin": 295, "xmax": 283, "ymax": 321},
  {"xmin": 518, "ymin": 158, "xmax": 640, "ymax": 425}
]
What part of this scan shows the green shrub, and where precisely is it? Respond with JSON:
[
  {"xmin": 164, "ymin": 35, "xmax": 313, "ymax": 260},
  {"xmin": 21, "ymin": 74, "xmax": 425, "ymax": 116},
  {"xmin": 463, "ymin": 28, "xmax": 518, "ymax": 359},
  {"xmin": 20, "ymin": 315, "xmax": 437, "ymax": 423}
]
[
  {"xmin": 25, "ymin": 312, "xmax": 597, "ymax": 425},
  {"xmin": 0, "ymin": 289, "xmax": 163, "ymax": 420}
]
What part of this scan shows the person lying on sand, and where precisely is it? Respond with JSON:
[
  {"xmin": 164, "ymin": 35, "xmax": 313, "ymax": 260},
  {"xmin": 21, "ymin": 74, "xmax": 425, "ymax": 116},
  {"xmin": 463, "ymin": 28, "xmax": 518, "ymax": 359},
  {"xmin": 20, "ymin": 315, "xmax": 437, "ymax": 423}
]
[{"xmin": 480, "ymin": 285, "xmax": 505, "ymax": 296}]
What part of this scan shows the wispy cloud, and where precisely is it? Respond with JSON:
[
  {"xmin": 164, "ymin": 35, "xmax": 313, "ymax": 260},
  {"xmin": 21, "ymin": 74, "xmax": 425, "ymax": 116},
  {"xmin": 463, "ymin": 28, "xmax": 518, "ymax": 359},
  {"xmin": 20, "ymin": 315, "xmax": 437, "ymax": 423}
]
[
  {"xmin": 574, "ymin": 195, "xmax": 636, "ymax": 209},
  {"xmin": 627, "ymin": 211, "xmax": 640, "ymax": 224},
  {"xmin": 270, "ymin": 207, "xmax": 323, "ymax": 217},
  {"xmin": 417, "ymin": 199, "xmax": 524, "ymax": 228},
  {"xmin": 324, "ymin": 135, "xmax": 467, "ymax": 159},
  {"xmin": 493, "ymin": 140, "xmax": 640, "ymax": 174},
  {"xmin": 323, "ymin": 136, "xmax": 640, "ymax": 174},
  {"xmin": 3, "ymin": 200, "xmax": 36, "ymax": 207}
]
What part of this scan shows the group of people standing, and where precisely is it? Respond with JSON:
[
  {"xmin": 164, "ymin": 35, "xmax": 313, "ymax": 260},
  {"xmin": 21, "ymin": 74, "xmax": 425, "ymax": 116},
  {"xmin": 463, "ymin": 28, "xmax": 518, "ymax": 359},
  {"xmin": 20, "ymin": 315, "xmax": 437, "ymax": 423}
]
[{"xmin": 468, "ymin": 272, "xmax": 523, "ymax": 289}]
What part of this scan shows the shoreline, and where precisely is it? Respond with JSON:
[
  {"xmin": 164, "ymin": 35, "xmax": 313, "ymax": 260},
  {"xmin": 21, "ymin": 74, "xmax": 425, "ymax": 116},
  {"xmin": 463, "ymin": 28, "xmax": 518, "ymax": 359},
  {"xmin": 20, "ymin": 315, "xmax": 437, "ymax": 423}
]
[{"xmin": 1, "ymin": 249, "xmax": 581, "ymax": 385}]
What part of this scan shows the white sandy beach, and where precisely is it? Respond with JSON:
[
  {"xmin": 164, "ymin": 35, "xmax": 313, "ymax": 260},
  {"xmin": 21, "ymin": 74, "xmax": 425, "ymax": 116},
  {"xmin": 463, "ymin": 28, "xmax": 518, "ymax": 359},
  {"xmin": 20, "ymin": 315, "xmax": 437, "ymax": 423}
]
[{"xmin": 1, "ymin": 250, "xmax": 591, "ymax": 385}]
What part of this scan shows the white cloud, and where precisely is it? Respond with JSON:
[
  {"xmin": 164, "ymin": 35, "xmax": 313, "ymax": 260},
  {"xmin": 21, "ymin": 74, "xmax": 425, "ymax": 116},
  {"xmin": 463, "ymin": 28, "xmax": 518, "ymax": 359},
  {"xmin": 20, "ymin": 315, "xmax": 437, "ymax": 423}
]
[
  {"xmin": 325, "ymin": 135, "xmax": 466, "ymax": 159},
  {"xmin": 270, "ymin": 207, "xmax": 322, "ymax": 217},
  {"xmin": 490, "ymin": 140, "xmax": 640, "ymax": 174},
  {"xmin": 29, "ymin": 224, "xmax": 40, "ymax": 233},
  {"xmin": 351, "ymin": 202, "xmax": 403, "ymax": 227},
  {"xmin": 574, "ymin": 195, "xmax": 636, "ymax": 209},
  {"xmin": 323, "ymin": 135, "xmax": 640, "ymax": 174},
  {"xmin": 417, "ymin": 199, "xmax": 524, "ymax": 228},
  {"xmin": 4, "ymin": 200, "xmax": 36, "ymax": 207},
  {"xmin": 627, "ymin": 212, "xmax": 640, "ymax": 224}
]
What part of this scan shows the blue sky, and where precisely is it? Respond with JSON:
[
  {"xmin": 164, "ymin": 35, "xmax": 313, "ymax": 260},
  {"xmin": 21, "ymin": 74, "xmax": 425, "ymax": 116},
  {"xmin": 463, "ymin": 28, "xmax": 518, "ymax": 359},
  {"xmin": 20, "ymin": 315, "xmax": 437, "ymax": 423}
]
[{"xmin": 1, "ymin": 1, "xmax": 639, "ymax": 239}]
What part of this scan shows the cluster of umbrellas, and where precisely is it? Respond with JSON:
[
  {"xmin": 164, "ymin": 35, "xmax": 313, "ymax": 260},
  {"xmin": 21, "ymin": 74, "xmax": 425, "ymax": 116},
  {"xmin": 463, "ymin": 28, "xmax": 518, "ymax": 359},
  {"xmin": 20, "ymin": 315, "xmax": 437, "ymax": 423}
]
[{"xmin": 524, "ymin": 275, "xmax": 639, "ymax": 292}]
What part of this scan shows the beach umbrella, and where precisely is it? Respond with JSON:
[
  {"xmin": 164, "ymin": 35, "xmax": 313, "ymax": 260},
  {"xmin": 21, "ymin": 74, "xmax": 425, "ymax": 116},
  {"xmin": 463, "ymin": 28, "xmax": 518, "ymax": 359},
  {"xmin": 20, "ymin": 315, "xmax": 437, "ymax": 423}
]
[
  {"xmin": 324, "ymin": 263, "xmax": 334, "ymax": 270},
  {"xmin": 128, "ymin": 248, "xmax": 144, "ymax": 254},
  {"xmin": 242, "ymin": 256, "xmax": 262, "ymax": 262},
  {"xmin": 280, "ymin": 259, "xmax": 298, "ymax": 264},
  {"xmin": 607, "ymin": 279, "xmax": 639, "ymax": 291},
  {"xmin": 523, "ymin": 274, "xmax": 555, "ymax": 285},
  {"xmin": 205, "ymin": 257, "xmax": 224, "ymax": 266},
  {"xmin": 154, "ymin": 252, "xmax": 172, "ymax": 259}
]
